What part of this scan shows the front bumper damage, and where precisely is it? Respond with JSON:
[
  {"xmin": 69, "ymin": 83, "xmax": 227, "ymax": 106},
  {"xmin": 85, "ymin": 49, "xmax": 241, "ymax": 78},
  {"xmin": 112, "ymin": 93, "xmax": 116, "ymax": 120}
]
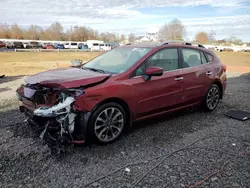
[{"xmin": 16, "ymin": 84, "xmax": 90, "ymax": 156}]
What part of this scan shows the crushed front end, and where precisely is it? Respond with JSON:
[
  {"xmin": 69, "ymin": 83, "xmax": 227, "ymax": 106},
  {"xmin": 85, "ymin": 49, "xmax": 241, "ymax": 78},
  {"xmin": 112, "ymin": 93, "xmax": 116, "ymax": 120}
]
[{"xmin": 16, "ymin": 83, "xmax": 87, "ymax": 156}]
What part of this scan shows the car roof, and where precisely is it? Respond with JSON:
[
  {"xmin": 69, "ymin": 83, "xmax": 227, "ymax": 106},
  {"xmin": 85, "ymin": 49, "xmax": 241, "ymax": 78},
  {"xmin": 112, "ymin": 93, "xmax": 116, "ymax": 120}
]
[{"xmin": 120, "ymin": 41, "xmax": 213, "ymax": 53}]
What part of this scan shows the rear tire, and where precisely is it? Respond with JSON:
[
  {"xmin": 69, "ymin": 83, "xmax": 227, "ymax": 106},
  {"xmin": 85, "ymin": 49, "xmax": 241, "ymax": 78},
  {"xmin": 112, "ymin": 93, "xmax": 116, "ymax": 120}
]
[
  {"xmin": 202, "ymin": 84, "xmax": 220, "ymax": 111},
  {"xmin": 88, "ymin": 102, "xmax": 127, "ymax": 144}
]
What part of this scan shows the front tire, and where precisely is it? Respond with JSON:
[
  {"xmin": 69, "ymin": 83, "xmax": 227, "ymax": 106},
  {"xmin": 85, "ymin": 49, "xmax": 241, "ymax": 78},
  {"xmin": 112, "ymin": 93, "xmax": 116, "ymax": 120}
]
[
  {"xmin": 203, "ymin": 84, "xmax": 220, "ymax": 111},
  {"xmin": 88, "ymin": 102, "xmax": 126, "ymax": 144}
]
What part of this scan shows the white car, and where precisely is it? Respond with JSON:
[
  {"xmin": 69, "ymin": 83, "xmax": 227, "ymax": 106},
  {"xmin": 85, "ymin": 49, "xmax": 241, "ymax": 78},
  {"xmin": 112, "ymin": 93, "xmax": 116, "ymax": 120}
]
[
  {"xmin": 102, "ymin": 44, "xmax": 111, "ymax": 51},
  {"xmin": 91, "ymin": 43, "xmax": 100, "ymax": 51},
  {"xmin": 64, "ymin": 42, "xmax": 78, "ymax": 49}
]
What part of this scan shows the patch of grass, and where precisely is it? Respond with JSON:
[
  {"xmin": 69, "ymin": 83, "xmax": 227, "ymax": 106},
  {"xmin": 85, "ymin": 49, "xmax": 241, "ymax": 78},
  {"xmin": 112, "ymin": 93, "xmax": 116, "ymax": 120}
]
[
  {"xmin": 0, "ymin": 52, "xmax": 102, "ymax": 76},
  {"xmin": 215, "ymin": 52, "xmax": 250, "ymax": 67}
]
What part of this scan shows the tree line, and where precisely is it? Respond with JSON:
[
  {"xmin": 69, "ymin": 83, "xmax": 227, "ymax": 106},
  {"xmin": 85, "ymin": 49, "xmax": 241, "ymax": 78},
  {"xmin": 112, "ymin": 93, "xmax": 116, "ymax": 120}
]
[
  {"xmin": 0, "ymin": 22, "xmax": 125, "ymax": 42},
  {"xmin": 0, "ymin": 19, "xmax": 244, "ymax": 45}
]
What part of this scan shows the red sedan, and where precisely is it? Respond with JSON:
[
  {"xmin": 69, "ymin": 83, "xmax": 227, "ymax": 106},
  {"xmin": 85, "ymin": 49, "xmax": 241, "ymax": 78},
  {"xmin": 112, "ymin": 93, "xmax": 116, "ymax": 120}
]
[
  {"xmin": 16, "ymin": 41, "xmax": 227, "ymax": 153},
  {"xmin": 0, "ymin": 41, "xmax": 6, "ymax": 48},
  {"xmin": 44, "ymin": 44, "xmax": 56, "ymax": 49}
]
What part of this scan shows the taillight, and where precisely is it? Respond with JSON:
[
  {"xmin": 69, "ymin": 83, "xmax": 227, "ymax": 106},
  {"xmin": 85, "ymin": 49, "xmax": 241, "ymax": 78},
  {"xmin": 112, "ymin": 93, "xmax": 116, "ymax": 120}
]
[{"xmin": 222, "ymin": 64, "xmax": 227, "ymax": 72}]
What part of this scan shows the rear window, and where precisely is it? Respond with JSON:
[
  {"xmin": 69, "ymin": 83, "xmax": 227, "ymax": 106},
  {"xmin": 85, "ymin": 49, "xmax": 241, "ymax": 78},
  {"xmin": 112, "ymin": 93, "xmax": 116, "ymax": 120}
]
[
  {"xmin": 71, "ymin": 43, "xmax": 77, "ymax": 45},
  {"xmin": 65, "ymin": 43, "xmax": 69, "ymax": 45},
  {"xmin": 93, "ymin": 43, "xmax": 99, "ymax": 46},
  {"xmin": 205, "ymin": 53, "xmax": 213, "ymax": 62},
  {"xmin": 182, "ymin": 48, "xmax": 202, "ymax": 67},
  {"xmin": 100, "ymin": 44, "xmax": 104, "ymax": 46}
]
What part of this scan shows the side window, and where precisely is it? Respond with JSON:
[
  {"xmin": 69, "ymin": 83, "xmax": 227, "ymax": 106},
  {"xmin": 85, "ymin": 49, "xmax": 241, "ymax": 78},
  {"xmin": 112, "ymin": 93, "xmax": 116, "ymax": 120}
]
[
  {"xmin": 200, "ymin": 51, "xmax": 208, "ymax": 64},
  {"xmin": 135, "ymin": 48, "xmax": 179, "ymax": 76},
  {"xmin": 182, "ymin": 48, "xmax": 202, "ymax": 68},
  {"xmin": 205, "ymin": 53, "xmax": 213, "ymax": 63}
]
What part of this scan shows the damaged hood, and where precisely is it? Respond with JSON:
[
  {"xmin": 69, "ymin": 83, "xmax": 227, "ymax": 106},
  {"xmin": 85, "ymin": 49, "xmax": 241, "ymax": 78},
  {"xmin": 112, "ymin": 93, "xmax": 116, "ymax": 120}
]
[{"xmin": 25, "ymin": 68, "xmax": 111, "ymax": 88}]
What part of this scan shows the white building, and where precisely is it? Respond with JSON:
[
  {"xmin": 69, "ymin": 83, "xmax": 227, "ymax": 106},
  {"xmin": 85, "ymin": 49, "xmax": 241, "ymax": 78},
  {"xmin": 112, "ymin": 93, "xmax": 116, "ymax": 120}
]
[{"xmin": 145, "ymin": 26, "xmax": 159, "ymax": 42}]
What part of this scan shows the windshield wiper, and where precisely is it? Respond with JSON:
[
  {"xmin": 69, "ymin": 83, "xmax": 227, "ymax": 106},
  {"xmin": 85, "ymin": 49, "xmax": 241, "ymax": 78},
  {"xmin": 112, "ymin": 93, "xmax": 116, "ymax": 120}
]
[{"xmin": 82, "ymin": 67, "xmax": 105, "ymax": 74}]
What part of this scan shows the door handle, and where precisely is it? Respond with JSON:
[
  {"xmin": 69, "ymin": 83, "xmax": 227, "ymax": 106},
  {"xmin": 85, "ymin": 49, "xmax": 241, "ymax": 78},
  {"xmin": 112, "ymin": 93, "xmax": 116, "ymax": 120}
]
[
  {"xmin": 206, "ymin": 71, "xmax": 213, "ymax": 75},
  {"xmin": 174, "ymin": 77, "xmax": 184, "ymax": 81}
]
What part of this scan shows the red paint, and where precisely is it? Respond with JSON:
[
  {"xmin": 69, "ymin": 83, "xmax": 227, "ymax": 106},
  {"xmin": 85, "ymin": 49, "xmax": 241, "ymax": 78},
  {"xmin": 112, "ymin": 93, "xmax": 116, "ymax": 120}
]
[{"xmin": 17, "ymin": 43, "xmax": 227, "ymax": 122}]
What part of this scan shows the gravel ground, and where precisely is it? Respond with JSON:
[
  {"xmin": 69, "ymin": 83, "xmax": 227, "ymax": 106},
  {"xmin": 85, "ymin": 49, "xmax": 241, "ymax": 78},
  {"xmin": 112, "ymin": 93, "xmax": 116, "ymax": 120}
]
[{"xmin": 0, "ymin": 72, "xmax": 250, "ymax": 188}]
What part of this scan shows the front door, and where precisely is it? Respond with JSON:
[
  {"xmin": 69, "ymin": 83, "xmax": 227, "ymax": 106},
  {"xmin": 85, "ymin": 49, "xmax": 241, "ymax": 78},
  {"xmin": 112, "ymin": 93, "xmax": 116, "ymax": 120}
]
[{"xmin": 127, "ymin": 48, "xmax": 185, "ymax": 119}]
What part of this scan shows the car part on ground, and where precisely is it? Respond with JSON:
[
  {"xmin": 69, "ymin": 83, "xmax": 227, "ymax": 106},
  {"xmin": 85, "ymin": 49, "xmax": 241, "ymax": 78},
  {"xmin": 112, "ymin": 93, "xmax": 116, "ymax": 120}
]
[{"xmin": 225, "ymin": 110, "xmax": 250, "ymax": 121}]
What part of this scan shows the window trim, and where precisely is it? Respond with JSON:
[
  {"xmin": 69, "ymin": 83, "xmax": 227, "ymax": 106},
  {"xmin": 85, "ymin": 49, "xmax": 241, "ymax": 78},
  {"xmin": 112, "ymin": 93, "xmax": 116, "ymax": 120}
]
[
  {"xmin": 200, "ymin": 51, "xmax": 208, "ymax": 64},
  {"xmin": 204, "ymin": 52, "xmax": 214, "ymax": 63},
  {"xmin": 130, "ymin": 47, "xmax": 181, "ymax": 78}
]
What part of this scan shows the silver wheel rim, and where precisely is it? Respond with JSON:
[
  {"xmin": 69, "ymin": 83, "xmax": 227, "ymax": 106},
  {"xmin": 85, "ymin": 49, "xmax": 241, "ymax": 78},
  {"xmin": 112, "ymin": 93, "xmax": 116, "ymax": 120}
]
[
  {"xmin": 94, "ymin": 107, "xmax": 124, "ymax": 142},
  {"xmin": 206, "ymin": 87, "xmax": 220, "ymax": 110}
]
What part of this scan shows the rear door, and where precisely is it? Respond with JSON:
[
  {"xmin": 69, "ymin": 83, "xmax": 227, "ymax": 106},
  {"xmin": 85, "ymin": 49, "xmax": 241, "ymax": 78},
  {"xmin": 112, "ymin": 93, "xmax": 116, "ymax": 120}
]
[
  {"xmin": 180, "ymin": 48, "xmax": 213, "ymax": 104},
  {"xmin": 128, "ymin": 48, "xmax": 185, "ymax": 118}
]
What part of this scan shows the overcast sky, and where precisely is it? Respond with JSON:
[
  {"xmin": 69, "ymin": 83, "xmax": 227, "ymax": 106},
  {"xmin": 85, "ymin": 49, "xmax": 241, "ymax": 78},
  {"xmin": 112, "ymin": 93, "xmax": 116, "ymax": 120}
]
[{"xmin": 1, "ymin": 0, "xmax": 250, "ymax": 41}]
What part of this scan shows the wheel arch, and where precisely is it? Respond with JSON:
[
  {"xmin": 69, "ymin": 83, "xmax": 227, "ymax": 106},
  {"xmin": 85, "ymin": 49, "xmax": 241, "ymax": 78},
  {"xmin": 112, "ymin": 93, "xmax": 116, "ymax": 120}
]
[
  {"xmin": 212, "ymin": 80, "xmax": 223, "ymax": 99},
  {"xmin": 92, "ymin": 97, "xmax": 132, "ymax": 127}
]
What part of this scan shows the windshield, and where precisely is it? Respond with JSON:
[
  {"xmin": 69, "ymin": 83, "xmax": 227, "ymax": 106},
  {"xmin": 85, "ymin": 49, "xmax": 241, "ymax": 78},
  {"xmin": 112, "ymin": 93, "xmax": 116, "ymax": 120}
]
[{"xmin": 83, "ymin": 47, "xmax": 151, "ymax": 74}]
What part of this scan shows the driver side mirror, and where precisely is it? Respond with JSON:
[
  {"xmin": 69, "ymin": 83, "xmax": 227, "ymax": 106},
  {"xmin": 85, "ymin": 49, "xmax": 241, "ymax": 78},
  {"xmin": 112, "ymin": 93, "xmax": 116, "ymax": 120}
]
[
  {"xmin": 144, "ymin": 66, "xmax": 163, "ymax": 81},
  {"xmin": 71, "ymin": 59, "xmax": 86, "ymax": 68}
]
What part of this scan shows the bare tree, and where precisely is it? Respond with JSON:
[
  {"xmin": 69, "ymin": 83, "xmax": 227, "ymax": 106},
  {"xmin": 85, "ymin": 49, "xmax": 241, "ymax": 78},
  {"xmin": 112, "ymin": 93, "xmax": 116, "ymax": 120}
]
[
  {"xmin": 226, "ymin": 36, "xmax": 243, "ymax": 45},
  {"xmin": 159, "ymin": 19, "xmax": 186, "ymax": 41},
  {"xmin": 128, "ymin": 33, "xmax": 136, "ymax": 42},
  {"xmin": 10, "ymin": 23, "xmax": 24, "ymax": 39},
  {"xmin": 25, "ymin": 25, "xmax": 43, "ymax": 40},
  {"xmin": 0, "ymin": 23, "xmax": 11, "ymax": 38},
  {"xmin": 195, "ymin": 31, "xmax": 209, "ymax": 44},
  {"xmin": 120, "ymin": 34, "xmax": 125, "ymax": 42},
  {"xmin": 44, "ymin": 22, "xmax": 64, "ymax": 40},
  {"xmin": 0, "ymin": 21, "xmax": 124, "ymax": 42},
  {"xmin": 207, "ymin": 29, "xmax": 216, "ymax": 42}
]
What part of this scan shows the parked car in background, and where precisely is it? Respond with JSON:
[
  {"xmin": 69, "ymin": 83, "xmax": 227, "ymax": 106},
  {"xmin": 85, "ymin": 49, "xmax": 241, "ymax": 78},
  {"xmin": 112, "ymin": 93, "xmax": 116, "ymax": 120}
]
[
  {"xmin": 78, "ymin": 43, "xmax": 84, "ymax": 49},
  {"xmin": 16, "ymin": 41, "xmax": 227, "ymax": 154},
  {"xmin": 103, "ymin": 43, "xmax": 112, "ymax": 51},
  {"xmin": 91, "ymin": 43, "xmax": 100, "ymax": 51},
  {"xmin": 56, "ymin": 44, "xmax": 65, "ymax": 49},
  {"xmin": 44, "ymin": 44, "xmax": 56, "ymax": 49},
  {"xmin": 42, "ymin": 43, "xmax": 51, "ymax": 49},
  {"xmin": 26, "ymin": 41, "xmax": 43, "ymax": 49},
  {"xmin": 78, "ymin": 43, "xmax": 89, "ymax": 50},
  {"xmin": 64, "ymin": 42, "xmax": 78, "ymax": 49},
  {"xmin": 7, "ymin": 41, "xmax": 24, "ymax": 49},
  {"xmin": 0, "ymin": 41, "xmax": 6, "ymax": 48}
]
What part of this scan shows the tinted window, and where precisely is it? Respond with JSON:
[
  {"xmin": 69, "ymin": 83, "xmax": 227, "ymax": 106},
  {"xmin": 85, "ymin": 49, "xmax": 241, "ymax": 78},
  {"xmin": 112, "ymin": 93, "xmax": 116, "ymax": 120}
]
[
  {"xmin": 200, "ymin": 51, "xmax": 208, "ymax": 64},
  {"xmin": 205, "ymin": 53, "xmax": 213, "ymax": 62},
  {"xmin": 71, "ymin": 43, "xmax": 77, "ymax": 45},
  {"xmin": 135, "ymin": 48, "xmax": 179, "ymax": 76},
  {"xmin": 182, "ymin": 48, "xmax": 202, "ymax": 68},
  {"xmin": 93, "ymin": 43, "xmax": 99, "ymax": 46}
]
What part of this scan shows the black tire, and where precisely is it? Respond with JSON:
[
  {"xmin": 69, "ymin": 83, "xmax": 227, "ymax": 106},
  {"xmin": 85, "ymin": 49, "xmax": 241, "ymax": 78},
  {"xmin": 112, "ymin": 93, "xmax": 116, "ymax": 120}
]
[
  {"xmin": 202, "ymin": 84, "xmax": 220, "ymax": 111},
  {"xmin": 88, "ymin": 102, "xmax": 127, "ymax": 144}
]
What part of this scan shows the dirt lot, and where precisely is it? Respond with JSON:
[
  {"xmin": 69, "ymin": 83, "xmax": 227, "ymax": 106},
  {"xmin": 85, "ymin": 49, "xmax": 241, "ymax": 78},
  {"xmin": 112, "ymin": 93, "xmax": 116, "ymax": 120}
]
[{"xmin": 0, "ymin": 52, "xmax": 250, "ymax": 188}]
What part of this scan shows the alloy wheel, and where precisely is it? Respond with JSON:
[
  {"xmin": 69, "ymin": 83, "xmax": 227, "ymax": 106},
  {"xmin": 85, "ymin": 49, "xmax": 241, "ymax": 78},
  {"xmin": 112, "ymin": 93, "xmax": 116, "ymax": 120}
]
[
  {"xmin": 206, "ymin": 86, "xmax": 220, "ymax": 110},
  {"xmin": 94, "ymin": 107, "xmax": 124, "ymax": 143}
]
